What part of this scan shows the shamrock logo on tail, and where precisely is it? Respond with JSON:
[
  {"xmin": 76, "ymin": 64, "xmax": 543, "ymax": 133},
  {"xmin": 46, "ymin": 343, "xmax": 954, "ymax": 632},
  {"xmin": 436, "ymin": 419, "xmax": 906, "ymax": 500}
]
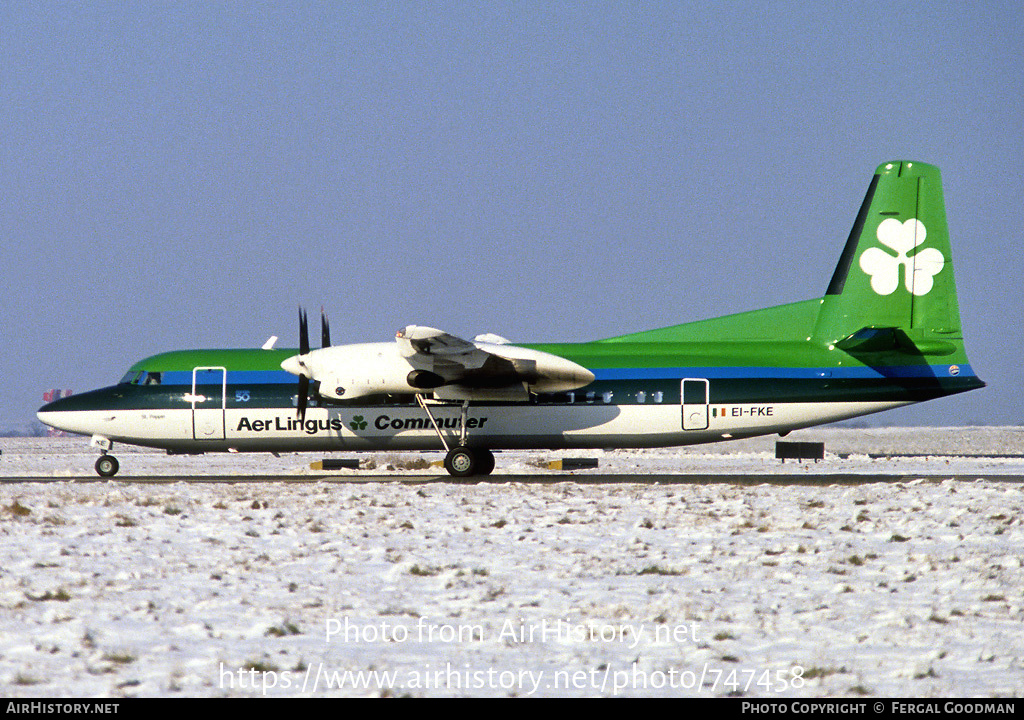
[
  {"xmin": 859, "ymin": 218, "xmax": 944, "ymax": 296},
  {"xmin": 350, "ymin": 416, "xmax": 367, "ymax": 431}
]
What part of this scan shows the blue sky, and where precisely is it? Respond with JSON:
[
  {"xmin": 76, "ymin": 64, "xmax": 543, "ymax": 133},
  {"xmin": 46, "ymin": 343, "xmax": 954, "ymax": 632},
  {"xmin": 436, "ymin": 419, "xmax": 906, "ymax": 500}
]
[{"xmin": 2, "ymin": 1, "xmax": 1021, "ymax": 429}]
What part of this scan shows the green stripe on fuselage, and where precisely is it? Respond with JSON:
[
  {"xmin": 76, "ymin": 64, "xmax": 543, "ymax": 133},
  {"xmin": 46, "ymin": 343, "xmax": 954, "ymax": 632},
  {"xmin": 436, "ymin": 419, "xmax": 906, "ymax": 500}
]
[
  {"xmin": 128, "ymin": 349, "xmax": 296, "ymax": 372},
  {"xmin": 126, "ymin": 338, "xmax": 975, "ymax": 379}
]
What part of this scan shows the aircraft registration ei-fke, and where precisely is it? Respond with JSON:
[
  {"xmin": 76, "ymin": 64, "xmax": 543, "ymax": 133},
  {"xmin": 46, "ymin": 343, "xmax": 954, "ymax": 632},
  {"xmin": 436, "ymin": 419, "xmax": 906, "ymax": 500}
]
[{"xmin": 38, "ymin": 161, "xmax": 985, "ymax": 477}]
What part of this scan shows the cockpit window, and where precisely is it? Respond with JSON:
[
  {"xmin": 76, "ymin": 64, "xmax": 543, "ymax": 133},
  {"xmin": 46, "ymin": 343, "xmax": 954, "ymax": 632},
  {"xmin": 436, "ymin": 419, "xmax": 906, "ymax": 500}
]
[{"xmin": 119, "ymin": 371, "xmax": 162, "ymax": 385}]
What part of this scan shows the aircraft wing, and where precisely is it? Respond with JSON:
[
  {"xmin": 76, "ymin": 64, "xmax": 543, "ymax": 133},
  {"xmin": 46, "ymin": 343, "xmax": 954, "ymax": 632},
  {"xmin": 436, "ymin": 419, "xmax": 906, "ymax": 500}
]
[
  {"xmin": 396, "ymin": 326, "xmax": 485, "ymax": 360},
  {"xmin": 395, "ymin": 325, "xmax": 593, "ymax": 398},
  {"xmin": 396, "ymin": 325, "xmax": 524, "ymax": 382}
]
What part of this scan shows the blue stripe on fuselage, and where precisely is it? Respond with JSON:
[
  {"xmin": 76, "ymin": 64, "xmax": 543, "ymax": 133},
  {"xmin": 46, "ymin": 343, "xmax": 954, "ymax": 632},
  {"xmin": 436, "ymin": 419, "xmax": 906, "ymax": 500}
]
[
  {"xmin": 159, "ymin": 366, "xmax": 974, "ymax": 386},
  {"xmin": 591, "ymin": 364, "xmax": 975, "ymax": 381},
  {"xmin": 161, "ymin": 370, "xmax": 296, "ymax": 385}
]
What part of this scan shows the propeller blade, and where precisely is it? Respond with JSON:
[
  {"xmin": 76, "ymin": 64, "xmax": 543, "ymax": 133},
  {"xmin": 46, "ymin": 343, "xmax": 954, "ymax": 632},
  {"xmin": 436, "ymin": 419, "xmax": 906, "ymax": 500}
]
[
  {"xmin": 297, "ymin": 375, "xmax": 309, "ymax": 423},
  {"xmin": 321, "ymin": 309, "xmax": 331, "ymax": 348},
  {"xmin": 296, "ymin": 308, "xmax": 311, "ymax": 421},
  {"xmin": 299, "ymin": 308, "xmax": 310, "ymax": 356}
]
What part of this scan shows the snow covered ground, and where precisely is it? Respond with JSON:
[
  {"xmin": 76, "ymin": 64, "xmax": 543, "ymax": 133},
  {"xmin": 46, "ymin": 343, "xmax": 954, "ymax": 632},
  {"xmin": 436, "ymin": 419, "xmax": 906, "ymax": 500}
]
[{"xmin": 1, "ymin": 428, "xmax": 1022, "ymax": 697}]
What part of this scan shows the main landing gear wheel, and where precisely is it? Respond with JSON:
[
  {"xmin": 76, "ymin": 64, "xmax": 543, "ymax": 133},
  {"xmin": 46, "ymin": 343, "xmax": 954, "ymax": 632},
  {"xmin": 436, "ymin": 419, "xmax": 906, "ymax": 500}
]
[
  {"xmin": 444, "ymin": 446, "xmax": 476, "ymax": 477},
  {"xmin": 443, "ymin": 446, "xmax": 495, "ymax": 478},
  {"xmin": 476, "ymin": 448, "xmax": 495, "ymax": 476},
  {"xmin": 95, "ymin": 455, "xmax": 120, "ymax": 478}
]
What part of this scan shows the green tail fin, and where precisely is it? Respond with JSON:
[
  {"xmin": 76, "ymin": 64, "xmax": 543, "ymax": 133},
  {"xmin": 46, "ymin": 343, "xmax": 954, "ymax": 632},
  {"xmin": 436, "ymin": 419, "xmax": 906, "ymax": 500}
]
[{"xmin": 813, "ymin": 161, "xmax": 963, "ymax": 346}]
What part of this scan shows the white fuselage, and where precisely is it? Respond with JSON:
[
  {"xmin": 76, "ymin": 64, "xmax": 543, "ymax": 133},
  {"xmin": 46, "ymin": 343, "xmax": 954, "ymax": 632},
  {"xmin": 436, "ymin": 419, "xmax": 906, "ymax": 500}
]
[{"xmin": 38, "ymin": 397, "xmax": 910, "ymax": 454}]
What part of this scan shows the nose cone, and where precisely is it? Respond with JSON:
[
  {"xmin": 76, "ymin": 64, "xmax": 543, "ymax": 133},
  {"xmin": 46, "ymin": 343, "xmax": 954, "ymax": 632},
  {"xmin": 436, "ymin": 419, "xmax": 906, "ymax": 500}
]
[
  {"xmin": 37, "ymin": 407, "xmax": 64, "ymax": 431},
  {"xmin": 281, "ymin": 354, "xmax": 307, "ymax": 377},
  {"xmin": 37, "ymin": 393, "xmax": 75, "ymax": 429},
  {"xmin": 36, "ymin": 389, "xmax": 108, "ymax": 436},
  {"xmin": 36, "ymin": 409, "xmax": 81, "ymax": 435}
]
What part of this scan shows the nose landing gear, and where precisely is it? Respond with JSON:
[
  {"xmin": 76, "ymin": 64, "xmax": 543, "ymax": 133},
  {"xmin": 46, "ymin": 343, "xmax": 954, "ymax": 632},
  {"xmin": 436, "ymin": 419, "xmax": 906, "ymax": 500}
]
[
  {"xmin": 90, "ymin": 435, "xmax": 119, "ymax": 477},
  {"xmin": 95, "ymin": 454, "xmax": 120, "ymax": 477}
]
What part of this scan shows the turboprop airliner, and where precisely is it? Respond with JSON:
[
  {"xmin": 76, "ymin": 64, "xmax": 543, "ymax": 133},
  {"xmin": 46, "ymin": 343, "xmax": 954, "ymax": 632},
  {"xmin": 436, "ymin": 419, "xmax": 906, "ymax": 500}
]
[{"xmin": 38, "ymin": 161, "xmax": 984, "ymax": 477}]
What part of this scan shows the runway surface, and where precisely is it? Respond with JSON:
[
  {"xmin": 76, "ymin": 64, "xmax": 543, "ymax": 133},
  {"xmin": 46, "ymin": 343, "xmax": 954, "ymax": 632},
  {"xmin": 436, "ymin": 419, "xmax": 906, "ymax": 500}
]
[
  {"xmin": 3, "ymin": 472, "xmax": 1024, "ymax": 484},
  {"xmin": 3, "ymin": 428, "xmax": 1024, "ymax": 697},
  {"xmin": 3, "ymin": 428, "xmax": 1023, "ymax": 485}
]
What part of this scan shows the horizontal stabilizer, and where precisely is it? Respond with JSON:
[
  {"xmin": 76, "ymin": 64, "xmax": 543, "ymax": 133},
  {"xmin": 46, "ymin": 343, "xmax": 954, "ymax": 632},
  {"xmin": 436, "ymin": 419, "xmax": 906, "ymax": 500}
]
[
  {"xmin": 834, "ymin": 327, "xmax": 906, "ymax": 353},
  {"xmin": 835, "ymin": 327, "xmax": 957, "ymax": 357}
]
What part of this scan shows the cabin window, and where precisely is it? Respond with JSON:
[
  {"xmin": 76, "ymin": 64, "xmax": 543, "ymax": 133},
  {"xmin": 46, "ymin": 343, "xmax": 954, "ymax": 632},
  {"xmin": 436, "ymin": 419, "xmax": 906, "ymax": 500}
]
[
  {"xmin": 602, "ymin": 391, "xmax": 613, "ymax": 404},
  {"xmin": 653, "ymin": 391, "xmax": 664, "ymax": 403},
  {"xmin": 636, "ymin": 391, "xmax": 646, "ymax": 404},
  {"xmin": 546, "ymin": 392, "xmax": 576, "ymax": 404}
]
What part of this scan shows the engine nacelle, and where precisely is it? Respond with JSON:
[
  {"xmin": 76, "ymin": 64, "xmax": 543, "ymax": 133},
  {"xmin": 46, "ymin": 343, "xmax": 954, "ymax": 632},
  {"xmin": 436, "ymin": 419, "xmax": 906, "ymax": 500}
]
[
  {"xmin": 473, "ymin": 342, "xmax": 595, "ymax": 394},
  {"xmin": 292, "ymin": 342, "xmax": 423, "ymax": 400},
  {"xmin": 407, "ymin": 369, "xmax": 446, "ymax": 389},
  {"xmin": 282, "ymin": 334, "xmax": 595, "ymax": 402}
]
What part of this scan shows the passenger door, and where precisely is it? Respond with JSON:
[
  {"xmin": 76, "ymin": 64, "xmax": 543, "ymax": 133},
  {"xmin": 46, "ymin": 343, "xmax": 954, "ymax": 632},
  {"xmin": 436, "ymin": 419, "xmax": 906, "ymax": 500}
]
[
  {"xmin": 191, "ymin": 367, "xmax": 227, "ymax": 440},
  {"xmin": 681, "ymin": 378, "xmax": 709, "ymax": 431}
]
